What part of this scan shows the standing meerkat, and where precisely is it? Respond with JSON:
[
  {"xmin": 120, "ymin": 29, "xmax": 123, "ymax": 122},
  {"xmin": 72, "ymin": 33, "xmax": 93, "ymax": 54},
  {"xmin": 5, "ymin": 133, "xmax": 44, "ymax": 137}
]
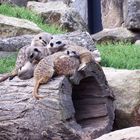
[
  {"xmin": 47, "ymin": 38, "xmax": 96, "ymax": 71},
  {"xmin": 33, "ymin": 50, "xmax": 80, "ymax": 99},
  {"xmin": 0, "ymin": 32, "xmax": 52, "ymax": 83}
]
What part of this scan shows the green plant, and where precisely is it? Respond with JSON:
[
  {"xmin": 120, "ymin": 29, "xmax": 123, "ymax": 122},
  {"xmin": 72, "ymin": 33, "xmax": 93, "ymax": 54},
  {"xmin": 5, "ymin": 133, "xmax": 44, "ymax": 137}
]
[
  {"xmin": 0, "ymin": 4, "xmax": 64, "ymax": 34},
  {"xmin": 0, "ymin": 55, "xmax": 17, "ymax": 74},
  {"xmin": 97, "ymin": 42, "xmax": 140, "ymax": 69}
]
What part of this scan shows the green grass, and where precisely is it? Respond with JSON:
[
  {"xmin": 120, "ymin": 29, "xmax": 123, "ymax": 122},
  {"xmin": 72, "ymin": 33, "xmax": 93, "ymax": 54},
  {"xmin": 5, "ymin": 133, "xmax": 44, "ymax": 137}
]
[
  {"xmin": 97, "ymin": 42, "xmax": 140, "ymax": 69},
  {"xmin": 0, "ymin": 4, "xmax": 64, "ymax": 34},
  {"xmin": 0, "ymin": 55, "xmax": 17, "ymax": 74}
]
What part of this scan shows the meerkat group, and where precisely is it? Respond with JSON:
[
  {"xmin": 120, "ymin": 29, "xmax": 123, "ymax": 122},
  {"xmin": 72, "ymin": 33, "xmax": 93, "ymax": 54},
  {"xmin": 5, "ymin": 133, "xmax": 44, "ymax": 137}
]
[
  {"xmin": 0, "ymin": 32, "xmax": 52, "ymax": 82},
  {"xmin": 0, "ymin": 32, "xmax": 101, "ymax": 100}
]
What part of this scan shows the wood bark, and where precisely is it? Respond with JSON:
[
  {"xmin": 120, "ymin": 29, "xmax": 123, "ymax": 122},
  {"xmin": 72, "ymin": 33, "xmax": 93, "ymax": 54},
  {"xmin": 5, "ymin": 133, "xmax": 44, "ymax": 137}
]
[{"xmin": 0, "ymin": 60, "xmax": 115, "ymax": 140}]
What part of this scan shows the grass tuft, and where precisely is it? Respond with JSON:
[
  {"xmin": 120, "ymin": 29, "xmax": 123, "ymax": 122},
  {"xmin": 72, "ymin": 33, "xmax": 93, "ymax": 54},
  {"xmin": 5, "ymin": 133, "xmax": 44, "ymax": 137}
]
[
  {"xmin": 0, "ymin": 4, "xmax": 64, "ymax": 34},
  {"xmin": 97, "ymin": 42, "xmax": 140, "ymax": 70},
  {"xmin": 0, "ymin": 55, "xmax": 17, "ymax": 74}
]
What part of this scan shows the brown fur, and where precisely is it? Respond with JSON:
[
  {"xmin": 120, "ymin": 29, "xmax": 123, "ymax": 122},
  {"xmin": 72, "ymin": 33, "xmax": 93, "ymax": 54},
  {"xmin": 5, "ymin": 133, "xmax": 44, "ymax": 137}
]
[
  {"xmin": 47, "ymin": 38, "xmax": 95, "ymax": 71},
  {"xmin": 33, "ymin": 51, "xmax": 80, "ymax": 99}
]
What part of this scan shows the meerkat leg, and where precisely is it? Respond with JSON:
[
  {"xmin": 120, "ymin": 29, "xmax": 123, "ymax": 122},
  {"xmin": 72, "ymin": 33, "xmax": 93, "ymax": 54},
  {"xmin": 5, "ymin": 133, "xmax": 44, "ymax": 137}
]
[
  {"xmin": 78, "ymin": 63, "xmax": 87, "ymax": 71},
  {"xmin": 33, "ymin": 77, "xmax": 50, "ymax": 100}
]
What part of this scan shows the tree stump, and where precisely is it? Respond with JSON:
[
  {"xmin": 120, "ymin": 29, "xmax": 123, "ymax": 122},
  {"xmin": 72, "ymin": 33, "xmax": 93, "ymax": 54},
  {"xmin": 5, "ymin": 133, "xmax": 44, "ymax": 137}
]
[{"xmin": 0, "ymin": 60, "xmax": 114, "ymax": 140}]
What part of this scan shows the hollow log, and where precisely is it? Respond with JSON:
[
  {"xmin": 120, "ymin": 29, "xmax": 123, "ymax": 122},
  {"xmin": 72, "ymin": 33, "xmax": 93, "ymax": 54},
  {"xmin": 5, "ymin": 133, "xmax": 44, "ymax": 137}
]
[{"xmin": 0, "ymin": 61, "xmax": 115, "ymax": 140}]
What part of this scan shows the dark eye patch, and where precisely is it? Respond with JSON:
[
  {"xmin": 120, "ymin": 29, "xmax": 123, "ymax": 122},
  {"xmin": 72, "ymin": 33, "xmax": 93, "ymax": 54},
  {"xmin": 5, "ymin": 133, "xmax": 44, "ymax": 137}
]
[
  {"xmin": 34, "ymin": 48, "xmax": 40, "ymax": 52},
  {"xmin": 72, "ymin": 51, "xmax": 76, "ymax": 54},
  {"xmin": 51, "ymin": 36, "xmax": 53, "ymax": 39},
  {"xmin": 56, "ymin": 41, "xmax": 62, "ymax": 44},
  {"xmin": 39, "ymin": 37, "xmax": 42, "ymax": 40},
  {"xmin": 67, "ymin": 50, "xmax": 70, "ymax": 55}
]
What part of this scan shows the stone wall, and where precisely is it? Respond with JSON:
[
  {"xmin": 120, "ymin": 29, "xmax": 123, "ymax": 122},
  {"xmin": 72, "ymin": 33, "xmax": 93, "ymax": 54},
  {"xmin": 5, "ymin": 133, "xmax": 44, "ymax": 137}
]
[{"xmin": 101, "ymin": 0, "xmax": 140, "ymax": 31}]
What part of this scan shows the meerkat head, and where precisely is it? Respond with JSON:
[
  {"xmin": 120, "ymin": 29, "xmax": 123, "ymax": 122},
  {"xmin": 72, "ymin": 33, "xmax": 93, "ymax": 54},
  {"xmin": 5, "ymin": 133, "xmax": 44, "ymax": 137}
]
[
  {"xmin": 26, "ymin": 46, "xmax": 45, "ymax": 63},
  {"xmin": 65, "ymin": 50, "xmax": 80, "ymax": 59},
  {"xmin": 47, "ymin": 38, "xmax": 66, "ymax": 54},
  {"xmin": 31, "ymin": 32, "xmax": 53, "ymax": 47}
]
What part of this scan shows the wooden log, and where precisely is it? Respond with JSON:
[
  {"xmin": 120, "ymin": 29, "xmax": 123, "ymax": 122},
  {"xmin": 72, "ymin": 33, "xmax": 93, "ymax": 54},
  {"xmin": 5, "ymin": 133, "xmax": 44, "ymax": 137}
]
[{"xmin": 0, "ymin": 60, "xmax": 115, "ymax": 140}]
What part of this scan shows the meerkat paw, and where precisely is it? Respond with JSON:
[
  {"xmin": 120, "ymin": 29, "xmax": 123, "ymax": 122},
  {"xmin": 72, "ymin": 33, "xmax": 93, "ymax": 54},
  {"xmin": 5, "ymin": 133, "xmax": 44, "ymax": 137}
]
[{"xmin": 78, "ymin": 63, "xmax": 87, "ymax": 71}]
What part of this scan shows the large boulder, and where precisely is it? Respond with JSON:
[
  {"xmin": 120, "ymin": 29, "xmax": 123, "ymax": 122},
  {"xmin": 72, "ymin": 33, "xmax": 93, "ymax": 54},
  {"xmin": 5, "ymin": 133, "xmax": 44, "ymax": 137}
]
[
  {"xmin": 103, "ymin": 67, "xmax": 140, "ymax": 129},
  {"xmin": 95, "ymin": 127, "xmax": 140, "ymax": 140},
  {"xmin": 124, "ymin": 0, "xmax": 140, "ymax": 31},
  {"xmin": 0, "ymin": 14, "xmax": 42, "ymax": 38},
  {"xmin": 91, "ymin": 27, "xmax": 140, "ymax": 44},
  {"xmin": 0, "ymin": 31, "xmax": 97, "ymax": 51},
  {"xmin": 27, "ymin": 1, "xmax": 87, "ymax": 32},
  {"xmin": 0, "ymin": 35, "xmax": 33, "ymax": 51},
  {"xmin": 101, "ymin": 0, "xmax": 124, "ymax": 28},
  {"xmin": 37, "ymin": 0, "xmax": 73, "ymax": 6},
  {"xmin": 72, "ymin": 0, "xmax": 88, "ymax": 24},
  {"xmin": 0, "ymin": 60, "xmax": 114, "ymax": 139},
  {"xmin": 0, "ymin": 0, "xmax": 36, "ymax": 6}
]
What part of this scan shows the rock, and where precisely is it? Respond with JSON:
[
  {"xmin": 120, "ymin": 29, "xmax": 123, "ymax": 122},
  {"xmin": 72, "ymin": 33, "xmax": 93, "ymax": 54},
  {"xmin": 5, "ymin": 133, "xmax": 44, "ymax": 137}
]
[
  {"xmin": 0, "ymin": 31, "xmax": 96, "ymax": 51},
  {"xmin": 91, "ymin": 27, "xmax": 140, "ymax": 44},
  {"xmin": 95, "ymin": 127, "xmax": 140, "ymax": 140},
  {"xmin": 0, "ymin": 51, "xmax": 17, "ymax": 58},
  {"xmin": 0, "ymin": 35, "xmax": 33, "ymax": 51},
  {"xmin": 101, "ymin": 0, "xmax": 124, "ymax": 28},
  {"xmin": 0, "ymin": 14, "xmax": 42, "ymax": 38},
  {"xmin": 103, "ymin": 67, "xmax": 140, "ymax": 129},
  {"xmin": 0, "ymin": 0, "xmax": 36, "ymax": 6},
  {"xmin": 124, "ymin": 0, "xmax": 140, "ymax": 31},
  {"xmin": 27, "ymin": 1, "xmax": 87, "ymax": 32},
  {"xmin": 72, "ymin": 0, "xmax": 88, "ymax": 24},
  {"xmin": 135, "ymin": 40, "xmax": 140, "ymax": 46},
  {"xmin": 0, "ymin": 62, "xmax": 114, "ymax": 139},
  {"xmin": 38, "ymin": 0, "xmax": 73, "ymax": 6}
]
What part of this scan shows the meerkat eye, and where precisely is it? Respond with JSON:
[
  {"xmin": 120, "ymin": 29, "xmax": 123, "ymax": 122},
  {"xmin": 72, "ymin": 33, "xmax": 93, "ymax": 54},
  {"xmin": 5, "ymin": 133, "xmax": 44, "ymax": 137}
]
[
  {"xmin": 56, "ymin": 41, "xmax": 62, "ymax": 45},
  {"xmin": 67, "ymin": 51, "xmax": 70, "ymax": 55},
  {"xmin": 50, "ymin": 43, "xmax": 54, "ymax": 47},
  {"xmin": 30, "ymin": 53, "xmax": 34, "ymax": 59},
  {"xmin": 39, "ymin": 37, "xmax": 42, "ymax": 40},
  {"xmin": 51, "ymin": 36, "xmax": 53, "ymax": 39}
]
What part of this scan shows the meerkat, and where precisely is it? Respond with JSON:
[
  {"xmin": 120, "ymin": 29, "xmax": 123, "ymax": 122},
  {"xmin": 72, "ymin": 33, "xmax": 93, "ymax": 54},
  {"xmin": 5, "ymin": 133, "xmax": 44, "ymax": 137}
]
[
  {"xmin": 47, "ymin": 38, "xmax": 95, "ymax": 71},
  {"xmin": 0, "ymin": 32, "xmax": 53, "ymax": 83},
  {"xmin": 33, "ymin": 50, "xmax": 80, "ymax": 99}
]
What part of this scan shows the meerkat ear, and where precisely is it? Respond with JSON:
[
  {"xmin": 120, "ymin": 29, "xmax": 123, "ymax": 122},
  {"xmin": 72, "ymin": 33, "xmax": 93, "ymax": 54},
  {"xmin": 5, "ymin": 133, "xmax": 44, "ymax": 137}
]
[{"xmin": 51, "ymin": 36, "xmax": 53, "ymax": 39}]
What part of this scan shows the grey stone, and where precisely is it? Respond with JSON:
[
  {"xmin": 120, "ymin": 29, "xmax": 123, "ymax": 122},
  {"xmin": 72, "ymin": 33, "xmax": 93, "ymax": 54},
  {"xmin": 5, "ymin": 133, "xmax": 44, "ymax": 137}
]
[
  {"xmin": 72, "ymin": 0, "xmax": 88, "ymax": 24},
  {"xmin": 101, "ymin": 0, "xmax": 124, "ymax": 28},
  {"xmin": 95, "ymin": 127, "xmax": 140, "ymax": 140},
  {"xmin": 124, "ymin": 0, "xmax": 140, "ymax": 30},
  {"xmin": 0, "ymin": 35, "xmax": 33, "ymax": 52},
  {"xmin": 135, "ymin": 40, "xmax": 140, "ymax": 46},
  {"xmin": 0, "ymin": 14, "xmax": 42, "ymax": 38},
  {"xmin": 91, "ymin": 27, "xmax": 140, "ymax": 44},
  {"xmin": 27, "ymin": 1, "xmax": 87, "ymax": 32},
  {"xmin": 103, "ymin": 67, "xmax": 140, "ymax": 129},
  {"xmin": 0, "ymin": 61, "xmax": 114, "ymax": 139},
  {"xmin": 0, "ymin": 0, "xmax": 37, "ymax": 6}
]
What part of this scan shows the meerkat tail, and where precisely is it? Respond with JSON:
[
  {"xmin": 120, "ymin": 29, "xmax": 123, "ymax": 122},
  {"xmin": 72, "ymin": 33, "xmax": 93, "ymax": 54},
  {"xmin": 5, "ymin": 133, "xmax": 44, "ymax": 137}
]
[
  {"xmin": 0, "ymin": 73, "xmax": 11, "ymax": 83},
  {"xmin": 33, "ymin": 78, "xmax": 45, "ymax": 100},
  {"xmin": 9, "ymin": 73, "xmax": 18, "ymax": 80}
]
